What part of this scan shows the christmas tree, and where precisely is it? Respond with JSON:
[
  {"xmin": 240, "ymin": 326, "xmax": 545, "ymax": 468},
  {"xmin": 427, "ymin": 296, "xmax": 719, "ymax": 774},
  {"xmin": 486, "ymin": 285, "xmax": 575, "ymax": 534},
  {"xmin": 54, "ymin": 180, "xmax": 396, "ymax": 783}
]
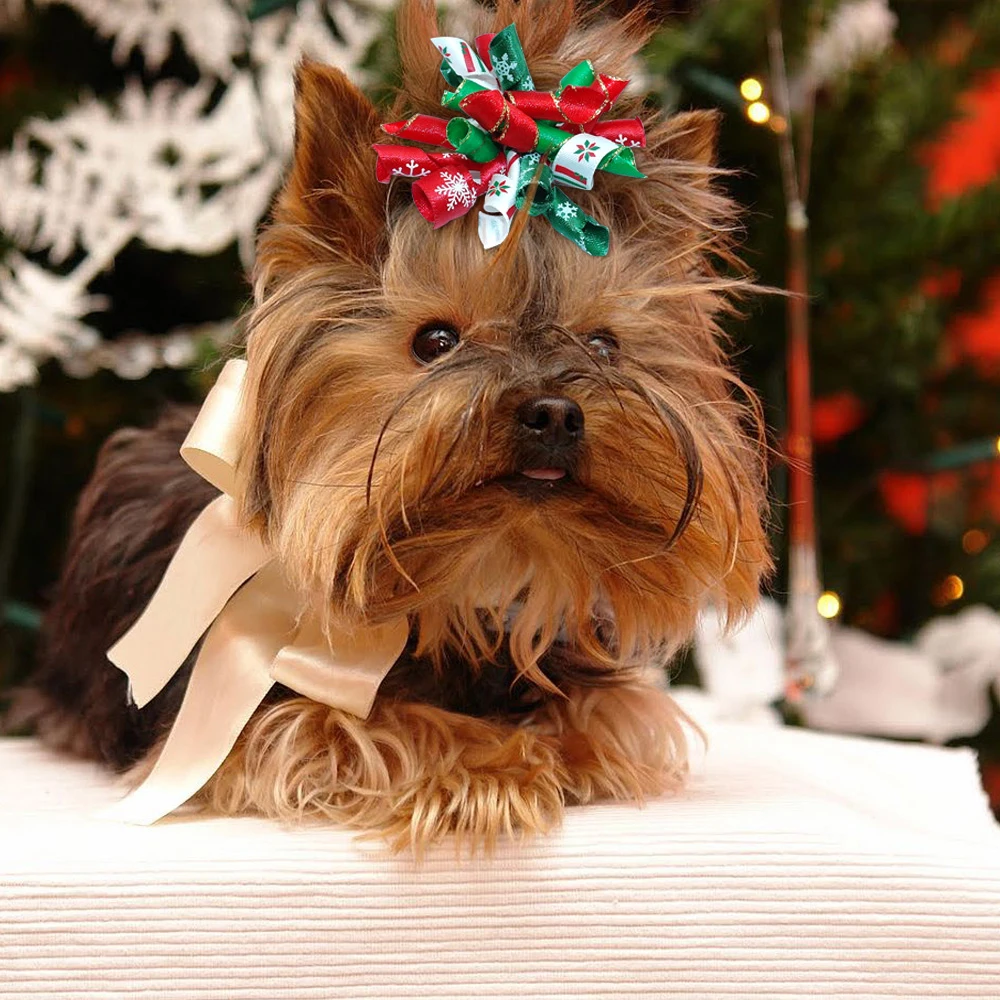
[{"xmin": 645, "ymin": 0, "xmax": 1000, "ymax": 632}]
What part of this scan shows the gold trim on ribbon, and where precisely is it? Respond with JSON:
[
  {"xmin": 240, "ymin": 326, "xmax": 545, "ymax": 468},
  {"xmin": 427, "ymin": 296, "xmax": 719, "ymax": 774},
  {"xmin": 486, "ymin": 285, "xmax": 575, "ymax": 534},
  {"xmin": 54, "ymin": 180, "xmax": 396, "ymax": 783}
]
[{"xmin": 102, "ymin": 359, "xmax": 408, "ymax": 825}]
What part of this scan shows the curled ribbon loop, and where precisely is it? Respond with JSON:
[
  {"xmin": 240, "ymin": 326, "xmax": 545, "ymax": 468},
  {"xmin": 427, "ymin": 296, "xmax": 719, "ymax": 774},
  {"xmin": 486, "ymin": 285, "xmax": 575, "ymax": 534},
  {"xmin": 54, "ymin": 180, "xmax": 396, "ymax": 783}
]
[
  {"xmin": 102, "ymin": 360, "xmax": 409, "ymax": 825},
  {"xmin": 372, "ymin": 22, "xmax": 646, "ymax": 256}
]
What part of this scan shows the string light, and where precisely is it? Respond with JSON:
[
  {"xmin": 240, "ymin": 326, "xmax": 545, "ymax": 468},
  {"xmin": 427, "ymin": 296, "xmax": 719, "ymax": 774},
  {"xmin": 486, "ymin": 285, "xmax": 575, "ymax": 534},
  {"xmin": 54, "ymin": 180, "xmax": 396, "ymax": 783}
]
[
  {"xmin": 740, "ymin": 77, "xmax": 763, "ymax": 101},
  {"xmin": 747, "ymin": 101, "xmax": 771, "ymax": 125},
  {"xmin": 769, "ymin": 114, "xmax": 788, "ymax": 134},
  {"xmin": 933, "ymin": 574, "xmax": 965, "ymax": 606},
  {"xmin": 995, "ymin": 435, "xmax": 1000, "ymax": 455},
  {"xmin": 816, "ymin": 591, "xmax": 842, "ymax": 619},
  {"xmin": 962, "ymin": 529, "xmax": 989, "ymax": 555}
]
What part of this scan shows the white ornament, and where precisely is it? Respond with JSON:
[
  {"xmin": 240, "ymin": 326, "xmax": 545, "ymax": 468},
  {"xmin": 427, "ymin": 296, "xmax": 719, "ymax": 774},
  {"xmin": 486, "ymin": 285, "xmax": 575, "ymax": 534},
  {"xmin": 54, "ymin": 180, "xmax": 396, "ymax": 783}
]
[
  {"xmin": 694, "ymin": 598, "xmax": 786, "ymax": 712},
  {"xmin": 0, "ymin": 341, "xmax": 39, "ymax": 393},
  {"xmin": 801, "ymin": 605, "xmax": 1000, "ymax": 744},
  {"xmin": 37, "ymin": 0, "xmax": 247, "ymax": 79},
  {"xmin": 434, "ymin": 170, "xmax": 476, "ymax": 212},
  {"xmin": 916, "ymin": 606, "xmax": 1000, "ymax": 741},
  {"xmin": 792, "ymin": 0, "xmax": 897, "ymax": 107},
  {"xmin": 0, "ymin": 253, "xmax": 107, "ymax": 362}
]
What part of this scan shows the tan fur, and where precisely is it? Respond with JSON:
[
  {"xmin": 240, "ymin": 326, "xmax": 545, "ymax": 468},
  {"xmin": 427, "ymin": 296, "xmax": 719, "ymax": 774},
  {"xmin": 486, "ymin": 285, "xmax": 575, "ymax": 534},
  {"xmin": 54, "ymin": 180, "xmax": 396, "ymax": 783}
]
[
  {"xmin": 141, "ymin": 680, "xmax": 694, "ymax": 856},
  {"xmin": 78, "ymin": 0, "xmax": 772, "ymax": 853}
]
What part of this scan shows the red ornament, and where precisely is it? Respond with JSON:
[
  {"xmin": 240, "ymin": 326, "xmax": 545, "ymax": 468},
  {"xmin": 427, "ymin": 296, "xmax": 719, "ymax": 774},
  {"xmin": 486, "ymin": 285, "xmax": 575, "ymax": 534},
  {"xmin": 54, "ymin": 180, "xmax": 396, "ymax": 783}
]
[
  {"xmin": 946, "ymin": 273, "xmax": 1000, "ymax": 378},
  {"xmin": 981, "ymin": 760, "xmax": 1000, "ymax": 815},
  {"xmin": 811, "ymin": 392, "xmax": 866, "ymax": 446},
  {"xmin": 878, "ymin": 472, "xmax": 930, "ymax": 535},
  {"xmin": 920, "ymin": 268, "xmax": 963, "ymax": 299},
  {"xmin": 0, "ymin": 59, "xmax": 32, "ymax": 102},
  {"xmin": 923, "ymin": 70, "xmax": 1000, "ymax": 207},
  {"xmin": 878, "ymin": 471, "xmax": 964, "ymax": 534},
  {"xmin": 968, "ymin": 461, "xmax": 1000, "ymax": 524}
]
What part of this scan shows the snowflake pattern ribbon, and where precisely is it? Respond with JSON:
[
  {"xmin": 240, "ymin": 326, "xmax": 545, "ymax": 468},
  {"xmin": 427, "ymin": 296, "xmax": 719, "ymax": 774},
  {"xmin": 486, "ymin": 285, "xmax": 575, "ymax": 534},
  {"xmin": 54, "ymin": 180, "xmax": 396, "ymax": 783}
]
[{"xmin": 372, "ymin": 23, "xmax": 646, "ymax": 256}]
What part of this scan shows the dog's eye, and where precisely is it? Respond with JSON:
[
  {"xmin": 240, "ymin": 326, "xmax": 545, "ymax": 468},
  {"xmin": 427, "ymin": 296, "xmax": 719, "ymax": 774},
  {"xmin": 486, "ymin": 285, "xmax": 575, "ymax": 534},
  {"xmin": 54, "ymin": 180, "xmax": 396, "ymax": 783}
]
[
  {"xmin": 412, "ymin": 324, "xmax": 460, "ymax": 364},
  {"xmin": 587, "ymin": 331, "xmax": 619, "ymax": 362}
]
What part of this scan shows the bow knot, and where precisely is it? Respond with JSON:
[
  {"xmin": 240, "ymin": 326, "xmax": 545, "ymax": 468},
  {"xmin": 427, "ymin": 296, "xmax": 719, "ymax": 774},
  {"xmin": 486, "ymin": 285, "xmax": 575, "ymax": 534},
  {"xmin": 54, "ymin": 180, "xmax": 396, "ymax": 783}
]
[
  {"xmin": 373, "ymin": 23, "xmax": 646, "ymax": 256},
  {"xmin": 101, "ymin": 361, "xmax": 409, "ymax": 825}
]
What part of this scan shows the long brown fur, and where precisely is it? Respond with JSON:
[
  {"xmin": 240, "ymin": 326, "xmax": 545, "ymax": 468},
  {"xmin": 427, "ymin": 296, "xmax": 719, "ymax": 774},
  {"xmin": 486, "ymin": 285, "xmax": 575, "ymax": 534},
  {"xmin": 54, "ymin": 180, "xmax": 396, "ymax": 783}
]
[{"xmin": 10, "ymin": 0, "xmax": 771, "ymax": 852}]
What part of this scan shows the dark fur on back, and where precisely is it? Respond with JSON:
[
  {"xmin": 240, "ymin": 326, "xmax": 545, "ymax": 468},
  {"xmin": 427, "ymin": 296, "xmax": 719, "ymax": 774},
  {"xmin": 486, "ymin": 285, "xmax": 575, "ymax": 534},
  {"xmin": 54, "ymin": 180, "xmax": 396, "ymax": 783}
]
[{"xmin": 8, "ymin": 410, "xmax": 214, "ymax": 769}]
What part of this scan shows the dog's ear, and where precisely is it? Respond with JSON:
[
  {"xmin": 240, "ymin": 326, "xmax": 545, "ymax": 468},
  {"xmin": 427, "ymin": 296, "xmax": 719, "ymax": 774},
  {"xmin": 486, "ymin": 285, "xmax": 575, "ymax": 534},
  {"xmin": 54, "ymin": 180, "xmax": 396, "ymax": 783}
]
[
  {"xmin": 607, "ymin": 108, "xmax": 727, "ymax": 249},
  {"xmin": 653, "ymin": 110, "xmax": 719, "ymax": 170},
  {"xmin": 270, "ymin": 60, "xmax": 387, "ymax": 269}
]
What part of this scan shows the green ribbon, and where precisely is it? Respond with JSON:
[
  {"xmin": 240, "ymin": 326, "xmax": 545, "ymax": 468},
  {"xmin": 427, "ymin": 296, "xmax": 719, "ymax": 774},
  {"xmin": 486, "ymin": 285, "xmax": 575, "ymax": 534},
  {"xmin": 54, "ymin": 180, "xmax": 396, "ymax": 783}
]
[
  {"xmin": 247, "ymin": 0, "xmax": 296, "ymax": 19},
  {"xmin": 515, "ymin": 154, "xmax": 610, "ymax": 257},
  {"xmin": 486, "ymin": 23, "xmax": 535, "ymax": 90},
  {"xmin": 445, "ymin": 118, "xmax": 501, "ymax": 163}
]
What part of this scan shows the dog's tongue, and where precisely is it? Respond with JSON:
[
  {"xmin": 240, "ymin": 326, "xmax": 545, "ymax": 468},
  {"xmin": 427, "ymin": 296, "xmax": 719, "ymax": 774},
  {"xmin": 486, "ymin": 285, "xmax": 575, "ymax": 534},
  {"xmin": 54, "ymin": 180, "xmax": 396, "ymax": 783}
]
[{"xmin": 521, "ymin": 468, "xmax": 567, "ymax": 481}]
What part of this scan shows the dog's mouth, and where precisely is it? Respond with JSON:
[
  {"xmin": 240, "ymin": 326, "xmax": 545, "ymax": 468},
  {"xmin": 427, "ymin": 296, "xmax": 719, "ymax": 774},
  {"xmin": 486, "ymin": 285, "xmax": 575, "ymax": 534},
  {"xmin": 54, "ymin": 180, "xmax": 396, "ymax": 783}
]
[
  {"xmin": 519, "ymin": 467, "xmax": 568, "ymax": 483},
  {"xmin": 491, "ymin": 462, "xmax": 577, "ymax": 497}
]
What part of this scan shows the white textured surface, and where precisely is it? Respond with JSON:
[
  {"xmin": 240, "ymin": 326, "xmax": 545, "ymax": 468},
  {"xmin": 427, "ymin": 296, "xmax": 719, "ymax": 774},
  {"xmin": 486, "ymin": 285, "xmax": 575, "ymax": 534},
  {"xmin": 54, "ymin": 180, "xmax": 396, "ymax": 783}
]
[{"xmin": 2, "ymin": 723, "xmax": 1000, "ymax": 999}]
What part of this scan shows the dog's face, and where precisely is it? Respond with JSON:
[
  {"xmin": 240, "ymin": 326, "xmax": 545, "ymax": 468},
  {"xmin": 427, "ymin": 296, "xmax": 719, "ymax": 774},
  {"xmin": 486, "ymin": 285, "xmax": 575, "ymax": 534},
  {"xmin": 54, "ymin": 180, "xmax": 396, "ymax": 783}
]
[{"xmin": 240, "ymin": 1, "xmax": 770, "ymax": 685}]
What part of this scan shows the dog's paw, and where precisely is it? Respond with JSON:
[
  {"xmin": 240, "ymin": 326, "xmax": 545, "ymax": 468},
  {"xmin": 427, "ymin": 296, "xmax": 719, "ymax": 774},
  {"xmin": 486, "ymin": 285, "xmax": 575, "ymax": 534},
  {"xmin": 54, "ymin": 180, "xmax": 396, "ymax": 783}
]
[
  {"xmin": 533, "ymin": 681, "xmax": 695, "ymax": 806},
  {"xmin": 378, "ymin": 727, "xmax": 567, "ymax": 855}
]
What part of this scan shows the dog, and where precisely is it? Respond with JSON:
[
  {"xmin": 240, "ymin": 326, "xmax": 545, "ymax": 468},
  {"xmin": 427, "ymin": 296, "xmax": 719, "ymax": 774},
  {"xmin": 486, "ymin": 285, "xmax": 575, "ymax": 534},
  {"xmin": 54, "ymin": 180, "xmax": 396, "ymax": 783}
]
[{"xmin": 10, "ymin": 0, "xmax": 770, "ymax": 852}]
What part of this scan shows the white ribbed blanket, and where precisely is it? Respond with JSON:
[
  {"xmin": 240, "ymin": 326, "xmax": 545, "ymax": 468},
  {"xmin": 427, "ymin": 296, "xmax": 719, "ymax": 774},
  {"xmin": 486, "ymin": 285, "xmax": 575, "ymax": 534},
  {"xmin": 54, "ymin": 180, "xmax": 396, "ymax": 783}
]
[{"xmin": 2, "ymin": 722, "xmax": 999, "ymax": 999}]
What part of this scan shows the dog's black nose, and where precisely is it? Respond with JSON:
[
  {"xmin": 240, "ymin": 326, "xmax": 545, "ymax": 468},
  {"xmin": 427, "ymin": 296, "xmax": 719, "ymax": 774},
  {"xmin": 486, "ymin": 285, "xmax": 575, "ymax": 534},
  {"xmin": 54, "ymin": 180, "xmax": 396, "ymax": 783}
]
[{"xmin": 516, "ymin": 396, "xmax": 585, "ymax": 447}]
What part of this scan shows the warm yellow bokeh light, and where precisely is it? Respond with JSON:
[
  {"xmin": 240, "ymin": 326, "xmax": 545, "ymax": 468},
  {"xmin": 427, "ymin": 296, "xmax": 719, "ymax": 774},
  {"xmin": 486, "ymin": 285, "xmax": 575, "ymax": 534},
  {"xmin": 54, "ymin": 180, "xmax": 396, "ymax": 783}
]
[
  {"xmin": 747, "ymin": 101, "xmax": 771, "ymax": 125},
  {"xmin": 769, "ymin": 114, "xmax": 788, "ymax": 134},
  {"xmin": 817, "ymin": 591, "xmax": 842, "ymax": 619},
  {"xmin": 995, "ymin": 435, "xmax": 1000, "ymax": 455},
  {"xmin": 740, "ymin": 77, "xmax": 763, "ymax": 102},
  {"xmin": 942, "ymin": 574, "xmax": 965, "ymax": 602}
]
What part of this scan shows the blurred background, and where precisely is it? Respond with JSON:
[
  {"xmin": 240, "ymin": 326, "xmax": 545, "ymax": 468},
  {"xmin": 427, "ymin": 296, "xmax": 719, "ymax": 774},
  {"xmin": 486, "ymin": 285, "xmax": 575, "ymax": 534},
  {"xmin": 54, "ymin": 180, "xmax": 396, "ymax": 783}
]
[{"xmin": 1, "ymin": 0, "xmax": 998, "ymax": 809}]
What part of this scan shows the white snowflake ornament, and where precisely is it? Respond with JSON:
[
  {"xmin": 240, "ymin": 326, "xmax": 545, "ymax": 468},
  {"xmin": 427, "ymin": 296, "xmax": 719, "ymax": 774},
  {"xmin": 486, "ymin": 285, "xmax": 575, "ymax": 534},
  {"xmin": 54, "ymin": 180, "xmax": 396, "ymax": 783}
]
[
  {"xmin": 393, "ymin": 159, "xmax": 431, "ymax": 179},
  {"xmin": 0, "ymin": 0, "xmax": 395, "ymax": 391}
]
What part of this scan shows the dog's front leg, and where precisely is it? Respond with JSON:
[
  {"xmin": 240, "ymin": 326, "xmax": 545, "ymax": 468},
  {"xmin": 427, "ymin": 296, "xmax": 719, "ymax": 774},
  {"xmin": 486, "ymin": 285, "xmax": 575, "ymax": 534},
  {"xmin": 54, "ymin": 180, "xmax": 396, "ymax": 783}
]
[
  {"xmin": 530, "ymin": 678, "xmax": 695, "ymax": 807},
  {"xmin": 184, "ymin": 697, "xmax": 568, "ymax": 853}
]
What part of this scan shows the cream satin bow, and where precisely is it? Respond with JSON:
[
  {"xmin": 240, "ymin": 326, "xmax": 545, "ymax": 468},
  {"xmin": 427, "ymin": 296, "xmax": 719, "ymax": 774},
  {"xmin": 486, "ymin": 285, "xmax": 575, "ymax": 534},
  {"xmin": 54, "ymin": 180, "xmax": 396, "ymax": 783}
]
[{"xmin": 102, "ymin": 359, "xmax": 409, "ymax": 825}]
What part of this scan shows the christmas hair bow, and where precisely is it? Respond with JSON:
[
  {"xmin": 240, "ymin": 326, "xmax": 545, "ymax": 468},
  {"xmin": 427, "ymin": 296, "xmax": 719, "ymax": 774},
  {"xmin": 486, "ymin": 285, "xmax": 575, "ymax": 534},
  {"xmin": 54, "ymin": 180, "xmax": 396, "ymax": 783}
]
[{"xmin": 372, "ymin": 23, "xmax": 646, "ymax": 256}]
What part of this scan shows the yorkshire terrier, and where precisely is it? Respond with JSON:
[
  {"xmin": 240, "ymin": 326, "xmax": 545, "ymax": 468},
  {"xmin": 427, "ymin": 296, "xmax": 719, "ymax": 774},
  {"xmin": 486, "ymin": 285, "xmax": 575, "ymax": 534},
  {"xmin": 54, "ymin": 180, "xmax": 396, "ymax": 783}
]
[{"xmin": 11, "ymin": 0, "xmax": 770, "ymax": 851}]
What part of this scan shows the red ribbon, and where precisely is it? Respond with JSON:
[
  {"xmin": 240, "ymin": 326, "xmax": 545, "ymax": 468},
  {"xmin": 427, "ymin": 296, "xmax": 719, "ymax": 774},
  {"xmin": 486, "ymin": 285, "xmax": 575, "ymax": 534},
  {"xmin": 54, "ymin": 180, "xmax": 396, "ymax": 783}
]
[
  {"xmin": 587, "ymin": 117, "xmax": 646, "ymax": 147},
  {"xmin": 381, "ymin": 115, "xmax": 451, "ymax": 148},
  {"xmin": 372, "ymin": 144, "xmax": 457, "ymax": 184},
  {"xmin": 475, "ymin": 32, "xmax": 495, "ymax": 68},
  {"xmin": 374, "ymin": 32, "xmax": 646, "ymax": 236},
  {"xmin": 458, "ymin": 90, "xmax": 539, "ymax": 152},
  {"xmin": 373, "ymin": 144, "xmax": 508, "ymax": 228},
  {"xmin": 507, "ymin": 75, "xmax": 628, "ymax": 128}
]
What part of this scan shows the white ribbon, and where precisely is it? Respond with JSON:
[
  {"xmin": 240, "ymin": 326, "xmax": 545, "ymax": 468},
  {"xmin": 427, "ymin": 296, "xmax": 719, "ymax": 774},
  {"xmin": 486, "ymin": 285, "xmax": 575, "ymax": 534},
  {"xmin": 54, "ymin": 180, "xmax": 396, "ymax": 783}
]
[
  {"xmin": 478, "ymin": 150, "xmax": 522, "ymax": 249},
  {"xmin": 431, "ymin": 35, "xmax": 500, "ymax": 91},
  {"xmin": 102, "ymin": 360, "xmax": 409, "ymax": 825},
  {"xmin": 550, "ymin": 133, "xmax": 622, "ymax": 191}
]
